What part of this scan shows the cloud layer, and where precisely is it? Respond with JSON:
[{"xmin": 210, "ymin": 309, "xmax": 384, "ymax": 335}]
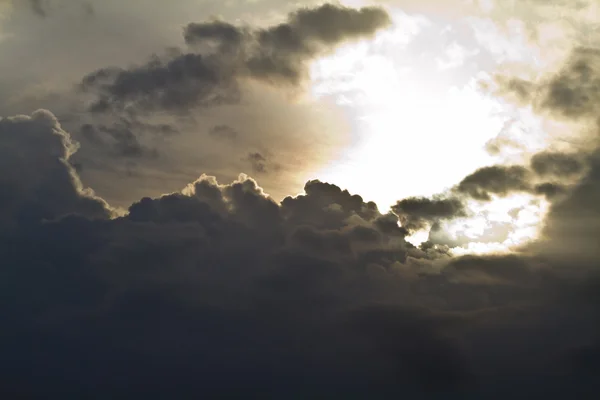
[
  {"xmin": 2, "ymin": 2, "xmax": 600, "ymax": 398},
  {"xmin": 1, "ymin": 106, "xmax": 600, "ymax": 397}
]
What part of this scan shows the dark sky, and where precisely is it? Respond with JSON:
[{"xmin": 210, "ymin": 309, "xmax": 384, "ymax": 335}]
[{"xmin": 1, "ymin": 1, "xmax": 600, "ymax": 398}]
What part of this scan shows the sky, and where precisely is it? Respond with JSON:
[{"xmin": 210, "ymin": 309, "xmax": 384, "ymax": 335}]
[{"xmin": 1, "ymin": 0, "xmax": 600, "ymax": 398}]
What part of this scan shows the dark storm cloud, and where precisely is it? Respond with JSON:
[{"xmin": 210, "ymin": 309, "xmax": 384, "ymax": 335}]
[
  {"xmin": 530, "ymin": 151, "xmax": 584, "ymax": 178},
  {"xmin": 392, "ymin": 196, "xmax": 466, "ymax": 231},
  {"xmin": 81, "ymin": 3, "xmax": 391, "ymax": 113},
  {"xmin": 0, "ymin": 110, "xmax": 111, "ymax": 232},
  {"xmin": 456, "ymin": 165, "xmax": 531, "ymax": 201},
  {"xmin": 2, "ymin": 151, "xmax": 476, "ymax": 396},
  {"xmin": 532, "ymin": 150, "xmax": 600, "ymax": 261},
  {"xmin": 2, "ymin": 109, "xmax": 600, "ymax": 397}
]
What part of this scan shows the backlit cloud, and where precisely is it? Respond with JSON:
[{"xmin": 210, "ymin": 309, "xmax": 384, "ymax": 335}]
[{"xmin": 1, "ymin": 1, "xmax": 600, "ymax": 398}]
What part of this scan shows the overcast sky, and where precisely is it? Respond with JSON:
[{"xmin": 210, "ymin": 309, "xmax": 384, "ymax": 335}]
[{"xmin": 2, "ymin": 0, "xmax": 600, "ymax": 398}]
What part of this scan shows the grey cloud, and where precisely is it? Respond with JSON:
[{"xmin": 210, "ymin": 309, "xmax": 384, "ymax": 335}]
[
  {"xmin": 78, "ymin": 115, "xmax": 176, "ymax": 160},
  {"xmin": 530, "ymin": 151, "xmax": 584, "ymax": 178},
  {"xmin": 184, "ymin": 4, "xmax": 391, "ymax": 55},
  {"xmin": 0, "ymin": 109, "xmax": 111, "ymax": 231},
  {"xmin": 81, "ymin": 52, "xmax": 237, "ymax": 113},
  {"xmin": 246, "ymin": 3, "xmax": 391, "ymax": 83},
  {"xmin": 281, "ymin": 179, "xmax": 380, "ymax": 230},
  {"xmin": 533, "ymin": 150, "xmax": 600, "ymax": 261},
  {"xmin": 392, "ymin": 197, "xmax": 466, "ymax": 231},
  {"xmin": 447, "ymin": 159, "xmax": 575, "ymax": 204},
  {"xmin": 540, "ymin": 47, "xmax": 600, "ymax": 119},
  {"xmin": 456, "ymin": 165, "xmax": 531, "ymax": 201},
  {"xmin": 492, "ymin": 46, "xmax": 600, "ymax": 265},
  {"xmin": 534, "ymin": 182, "xmax": 568, "ymax": 199},
  {"xmin": 184, "ymin": 20, "xmax": 245, "ymax": 48},
  {"xmin": 500, "ymin": 47, "xmax": 600, "ymax": 120},
  {"xmin": 82, "ymin": 4, "xmax": 391, "ymax": 114},
  {"xmin": 247, "ymin": 152, "xmax": 268, "ymax": 174},
  {"xmin": 209, "ymin": 124, "xmax": 238, "ymax": 140},
  {"xmin": 80, "ymin": 122, "xmax": 159, "ymax": 159}
]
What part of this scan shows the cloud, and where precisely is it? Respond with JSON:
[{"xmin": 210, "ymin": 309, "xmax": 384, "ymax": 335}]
[
  {"xmin": 495, "ymin": 44, "xmax": 600, "ymax": 265},
  {"xmin": 81, "ymin": 52, "xmax": 236, "ymax": 113},
  {"xmin": 533, "ymin": 150, "xmax": 600, "ymax": 261},
  {"xmin": 78, "ymin": 116, "xmax": 175, "ymax": 159},
  {"xmin": 534, "ymin": 181, "xmax": 567, "ymax": 199},
  {"xmin": 456, "ymin": 165, "xmax": 532, "ymax": 201},
  {"xmin": 4, "ymin": 4, "xmax": 600, "ymax": 397},
  {"xmin": 80, "ymin": 122, "xmax": 159, "ymax": 159},
  {"xmin": 499, "ymin": 47, "xmax": 600, "ymax": 120},
  {"xmin": 392, "ymin": 196, "xmax": 466, "ymax": 231},
  {"xmin": 22, "ymin": 0, "xmax": 93, "ymax": 19},
  {"xmin": 531, "ymin": 150, "xmax": 584, "ymax": 177},
  {"xmin": 209, "ymin": 124, "xmax": 238, "ymax": 140},
  {"xmin": 81, "ymin": 3, "xmax": 391, "ymax": 114},
  {"xmin": 246, "ymin": 152, "xmax": 277, "ymax": 174},
  {"xmin": 0, "ymin": 109, "xmax": 111, "ymax": 231},
  {"xmin": 1, "ymin": 107, "xmax": 600, "ymax": 397},
  {"xmin": 0, "ymin": 2, "xmax": 381, "ymax": 211}
]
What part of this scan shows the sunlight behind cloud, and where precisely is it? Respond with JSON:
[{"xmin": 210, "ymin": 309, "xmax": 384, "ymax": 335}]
[
  {"xmin": 306, "ymin": 6, "xmax": 561, "ymax": 254},
  {"xmin": 446, "ymin": 194, "xmax": 550, "ymax": 255},
  {"xmin": 309, "ymin": 9, "xmax": 506, "ymax": 210}
]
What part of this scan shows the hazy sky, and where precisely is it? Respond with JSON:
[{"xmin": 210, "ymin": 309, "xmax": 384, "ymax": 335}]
[{"xmin": 2, "ymin": 0, "xmax": 600, "ymax": 398}]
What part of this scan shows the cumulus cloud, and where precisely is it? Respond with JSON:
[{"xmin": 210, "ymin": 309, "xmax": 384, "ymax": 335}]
[
  {"xmin": 0, "ymin": 109, "xmax": 111, "ymax": 231},
  {"xmin": 1, "ymin": 106, "xmax": 600, "ymax": 397}
]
